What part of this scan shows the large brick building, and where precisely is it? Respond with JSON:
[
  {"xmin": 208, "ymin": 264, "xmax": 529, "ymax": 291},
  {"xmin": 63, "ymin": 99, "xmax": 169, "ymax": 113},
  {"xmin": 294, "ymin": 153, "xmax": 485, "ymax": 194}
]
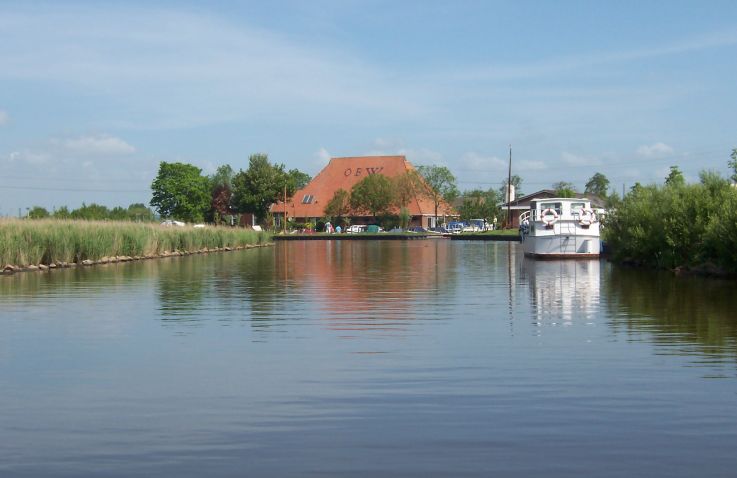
[{"xmin": 270, "ymin": 155, "xmax": 455, "ymax": 228}]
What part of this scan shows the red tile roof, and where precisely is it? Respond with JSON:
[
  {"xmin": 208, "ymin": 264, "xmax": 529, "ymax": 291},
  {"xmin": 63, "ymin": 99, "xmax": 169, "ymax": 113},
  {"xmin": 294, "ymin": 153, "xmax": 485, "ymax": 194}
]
[{"xmin": 271, "ymin": 156, "xmax": 455, "ymax": 218}]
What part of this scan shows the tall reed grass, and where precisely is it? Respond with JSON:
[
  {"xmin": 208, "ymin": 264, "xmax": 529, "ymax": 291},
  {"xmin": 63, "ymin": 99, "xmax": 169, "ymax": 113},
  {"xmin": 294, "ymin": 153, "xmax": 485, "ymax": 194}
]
[{"xmin": 0, "ymin": 219, "xmax": 271, "ymax": 266}]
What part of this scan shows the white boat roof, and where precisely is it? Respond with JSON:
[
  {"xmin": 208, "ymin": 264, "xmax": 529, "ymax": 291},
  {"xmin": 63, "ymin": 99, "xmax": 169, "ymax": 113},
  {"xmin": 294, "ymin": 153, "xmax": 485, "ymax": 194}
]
[{"xmin": 530, "ymin": 197, "xmax": 592, "ymax": 204}]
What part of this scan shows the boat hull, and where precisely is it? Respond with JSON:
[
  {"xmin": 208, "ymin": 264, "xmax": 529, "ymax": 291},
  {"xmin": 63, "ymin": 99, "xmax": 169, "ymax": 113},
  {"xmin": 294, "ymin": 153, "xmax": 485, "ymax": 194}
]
[
  {"xmin": 522, "ymin": 232, "xmax": 601, "ymax": 258},
  {"xmin": 523, "ymin": 252, "xmax": 600, "ymax": 259}
]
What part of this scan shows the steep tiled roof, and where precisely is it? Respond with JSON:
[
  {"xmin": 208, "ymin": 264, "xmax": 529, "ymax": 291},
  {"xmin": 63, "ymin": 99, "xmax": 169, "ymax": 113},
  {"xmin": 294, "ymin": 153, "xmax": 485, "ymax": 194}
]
[{"xmin": 271, "ymin": 156, "xmax": 455, "ymax": 218}]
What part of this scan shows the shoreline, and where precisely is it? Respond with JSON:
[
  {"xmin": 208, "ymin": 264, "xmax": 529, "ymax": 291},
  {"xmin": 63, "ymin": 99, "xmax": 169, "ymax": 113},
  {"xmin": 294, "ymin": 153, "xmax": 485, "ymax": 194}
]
[
  {"xmin": 275, "ymin": 232, "xmax": 521, "ymax": 241},
  {"xmin": 1, "ymin": 243, "xmax": 274, "ymax": 276},
  {"xmin": 613, "ymin": 258, "xmax": 735, "ymax": 280},
  {"xmin": 274, "ymin": 233, "xmax": 431, "ymax": 241}
]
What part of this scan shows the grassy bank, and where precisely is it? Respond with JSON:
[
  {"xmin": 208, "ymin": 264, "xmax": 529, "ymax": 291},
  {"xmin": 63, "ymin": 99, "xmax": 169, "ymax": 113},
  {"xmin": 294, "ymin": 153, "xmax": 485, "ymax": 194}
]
[
  {"xmin": 605, "ymin": 173, "xmax": 737, "ymax": 274},
  {"xmin": 0, "ymin": 219, "xmax": 271, "ymax": 266}
]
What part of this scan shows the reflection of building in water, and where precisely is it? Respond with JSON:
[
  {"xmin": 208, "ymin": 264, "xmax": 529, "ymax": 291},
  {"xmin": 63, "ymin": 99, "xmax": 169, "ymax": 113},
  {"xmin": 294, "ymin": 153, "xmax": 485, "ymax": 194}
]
[
  {"xmin": 520, "ymin": 258, "xmax": 601, "ymax": 325},
  {"xmin": 275, "ymin": 240, "xmax": 457, "ymax": 336}
]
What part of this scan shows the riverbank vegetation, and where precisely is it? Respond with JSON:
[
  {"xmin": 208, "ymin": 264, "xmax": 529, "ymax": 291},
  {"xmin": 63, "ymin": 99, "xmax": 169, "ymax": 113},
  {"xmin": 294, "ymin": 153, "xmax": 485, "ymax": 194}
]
[
  {"xmin": 0, "ymin": 219, "xmax": 271, "ymax": 267},
  {"xmin": 605, "ymin": 166, "xmax": 737, "ymax": 274},
  {"xmin": 26, "ymin": 203, "xmax": 155, "ymax": 221},
  {"xmin": 151, "ymin": 155, "xmax": 311, "ymax": 224}
]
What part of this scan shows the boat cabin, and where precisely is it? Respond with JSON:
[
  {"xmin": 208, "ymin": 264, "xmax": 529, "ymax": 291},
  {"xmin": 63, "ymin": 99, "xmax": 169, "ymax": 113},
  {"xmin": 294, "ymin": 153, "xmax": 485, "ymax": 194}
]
[{"xmin": 527, "ymin": 198, "xmax": 592, "ymax": 222}]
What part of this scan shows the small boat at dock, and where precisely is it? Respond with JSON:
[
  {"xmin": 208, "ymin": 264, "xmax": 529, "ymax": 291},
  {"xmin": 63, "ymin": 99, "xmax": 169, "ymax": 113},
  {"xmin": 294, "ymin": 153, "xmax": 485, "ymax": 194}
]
[{"xmin": 519, "ymin": 197, "xmax": 601, "ymax": 259}]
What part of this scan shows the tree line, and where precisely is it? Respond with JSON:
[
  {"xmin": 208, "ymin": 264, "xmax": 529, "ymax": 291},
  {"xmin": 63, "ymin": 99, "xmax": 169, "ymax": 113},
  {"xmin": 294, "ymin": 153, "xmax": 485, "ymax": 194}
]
[
  {"xmin": 25, "ymin": 203, "xmax": 155, "ymax": 221},
  {"xmin": 150, "ymin": 154, "xmax": 311, "ymax": 224}
]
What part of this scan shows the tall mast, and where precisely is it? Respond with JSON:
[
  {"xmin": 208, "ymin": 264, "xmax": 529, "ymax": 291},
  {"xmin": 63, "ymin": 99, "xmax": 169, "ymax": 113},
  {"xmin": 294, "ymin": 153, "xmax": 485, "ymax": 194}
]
[{"xmin": 507, "ymin": 144, "xmax": 512, "ymax": 228}]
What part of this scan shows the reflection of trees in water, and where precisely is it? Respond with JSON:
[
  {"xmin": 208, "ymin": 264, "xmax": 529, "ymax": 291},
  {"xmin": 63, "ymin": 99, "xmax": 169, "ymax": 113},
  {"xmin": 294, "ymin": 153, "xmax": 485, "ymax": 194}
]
[
  {"xmin": 156, "ymin": 249, "xmax": 279, "ymax": 329},
  {"xmin": 156, "ymin": 257, "xmax": 209, "ymax": 327},
  {"xmin": 606, "ymin": 266, "xmax": 737, "ymax": 363}
]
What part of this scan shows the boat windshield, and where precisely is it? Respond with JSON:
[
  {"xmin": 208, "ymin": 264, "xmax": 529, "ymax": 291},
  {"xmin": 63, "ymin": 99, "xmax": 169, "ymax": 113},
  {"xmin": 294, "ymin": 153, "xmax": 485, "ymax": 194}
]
[
  {"xmin": 540, "ymin": 202, "xmax": 562, "ymax": 215},
  {"xmin": 570, "ymin": 202, "xmax": 586, "ymax": 213}
]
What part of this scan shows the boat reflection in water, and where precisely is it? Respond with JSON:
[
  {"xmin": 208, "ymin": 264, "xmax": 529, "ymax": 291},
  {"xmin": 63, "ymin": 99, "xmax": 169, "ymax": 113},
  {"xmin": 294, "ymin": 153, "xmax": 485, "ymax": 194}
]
[{"xmin": 520, "ymin": 256, "xmax": 602, "ymax": 327}]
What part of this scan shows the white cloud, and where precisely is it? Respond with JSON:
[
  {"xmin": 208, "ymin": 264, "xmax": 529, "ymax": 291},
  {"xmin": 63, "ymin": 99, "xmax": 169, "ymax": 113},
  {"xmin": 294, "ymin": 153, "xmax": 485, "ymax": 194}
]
[
  {"xmin": 636, "ymin": 142, "xmax": 674, "ymax": 158},
  {"xmin": 399, "ymin": 148, "xmax": 444, "ymax": 166},
  {"xmin": 371, "ymin": 138, "xmax": 404, "ymax": 150},
  {"xmin": 363, "ymin": 139, "xmax": 444, "ymax": 166},
  {"xmin": 0, "ymin": 110, "xmax": 8, "ymax": 125},
  {"xmin": 453, "ymin": 29, "xmax": 737, "ymax": 83},
  {"xmin": 459, "ymin": 151, "xmax": 507, "ymax": 171},
  {"xmin": 561, "ymin": 152, "xmax": 602, "ymax": 166},
  {"xmin": 0, "ymin": 8, "xmax": 428, "ymax": 129},
  {"xmin": 517, "ymin": 160, "xmax": 547, "ymax": 171},
  {"xmin": 314, "ymin": 147, "xmax": 332, "ymax": 166},
  {"xmin": 60, "ymin": 134, "xmax": 136, "ymax": 155},
  {"xmin": 8, "ymin": 150, "xmax": 51, "ymax": 165}
]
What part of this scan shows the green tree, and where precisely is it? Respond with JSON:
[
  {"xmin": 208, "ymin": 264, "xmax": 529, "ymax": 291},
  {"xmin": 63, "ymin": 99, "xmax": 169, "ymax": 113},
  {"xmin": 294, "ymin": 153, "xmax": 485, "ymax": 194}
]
[
  {"xmin": 585, "ymin": 172, "xmax": 610, "ymax": 198},
  {"xmin": 150, "ymin": 161, "xmax": 210, "ymax": 222},
  {"xmin": 552, "ymin": 181, "xmax": 577, "ymax": 197},
  {"xmin": 127, "ymin": 203, "xmax": 154, "ymax": 222},
  {"xmin": 416, "ymin": 165, "xmax": 459, "ymax": 224},
  {"xmin": 232, "ymin": 154, "xmax": 292, "ymax": 224},
  {"xmin": 287, "ymin": 168, "xmax": 311, "ymax": 191},
  {"xmin": 728, "ymin": 148, "xmax": 737, "ymax": 183},
  {"xmin": 324, "ymin": 188, "xmax": 351, "ymax": 226},
  {"xmin": 109, "ymin": 206, "xmax": 128, "ymax": 220},
  {"xmin": 27, "ymin": 206, "xmax": 50, "ymax": 219},
  {"xmin": 665, "ymin": 165, "xmax": 685, "ymax": 187},
  {"xmin": 392, "ymin": 170, "xmax": 423, "ymax": 209},
  {"xmin": 71, "ymin": 203, "xmax": 111, "ymax": 220},
  {"xmin": 350, "ymin": 174, "xmax": 395, "ymax": 221},
  {"xmin": 53, "ymin": 206, "xmax": 71, "ymax": 219},
  {"xmin": 500, "ymin": 174, "xmax": 523, "ymax": 200},
  {"xmin": 210, "ymin": 164, "xmax": 234, "ymax": 190},
  {"xmin": 457, "ymin": 188, "xmax": 500, "ymax": 223}
]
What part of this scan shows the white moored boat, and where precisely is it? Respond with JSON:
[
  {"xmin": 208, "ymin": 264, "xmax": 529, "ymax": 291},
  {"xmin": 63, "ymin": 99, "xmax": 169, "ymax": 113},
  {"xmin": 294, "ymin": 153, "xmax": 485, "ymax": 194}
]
[{"xmin": 519, "ymin": 197, "xmax": 601, "ymax": 259}]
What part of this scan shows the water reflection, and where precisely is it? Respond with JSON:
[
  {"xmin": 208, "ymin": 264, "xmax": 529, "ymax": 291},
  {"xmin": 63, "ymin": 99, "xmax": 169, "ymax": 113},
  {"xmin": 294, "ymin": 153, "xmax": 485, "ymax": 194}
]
[
  {"xmin": 2, "ymin": 241, "xmax": 737, "ymax": 477},
  {"xmin": 273, "ymin": 240, "xmax": 458, "ymax": 338},
  {"xmin": 520, "ymin": 258, "xmax": 602, "ymax": 327},
  {"xmin": 606, "ymin": 266, "xmax": 737, "ymax": 365}
]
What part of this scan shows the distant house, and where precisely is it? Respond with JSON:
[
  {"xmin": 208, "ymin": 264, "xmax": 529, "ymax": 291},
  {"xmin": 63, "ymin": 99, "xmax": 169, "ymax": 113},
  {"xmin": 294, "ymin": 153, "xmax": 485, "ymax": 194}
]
[
  {"xmin": 499, "ymin": 189, "xmax": 606, "ymax": 228},
  {"xmin": 270, "ymin": 155, "xmax": 455, "ymax": 228}
]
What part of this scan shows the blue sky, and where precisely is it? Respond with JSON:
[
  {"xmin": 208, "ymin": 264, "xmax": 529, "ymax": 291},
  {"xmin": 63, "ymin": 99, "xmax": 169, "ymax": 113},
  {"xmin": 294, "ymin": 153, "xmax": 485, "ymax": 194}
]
[{"xmin": 1, "ymin": 0, "xmax": 736, "ymax": 214}]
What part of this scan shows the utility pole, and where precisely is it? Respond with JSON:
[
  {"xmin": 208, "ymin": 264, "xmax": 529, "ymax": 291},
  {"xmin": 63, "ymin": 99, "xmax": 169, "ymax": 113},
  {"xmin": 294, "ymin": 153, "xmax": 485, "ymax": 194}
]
[
  {"xmin": 283, "ymin": 184, "xmax": 287, "ymax": 234},
  {"xmin": 507, "ymin": 144, "xmax": 512, "ymax": 228}
]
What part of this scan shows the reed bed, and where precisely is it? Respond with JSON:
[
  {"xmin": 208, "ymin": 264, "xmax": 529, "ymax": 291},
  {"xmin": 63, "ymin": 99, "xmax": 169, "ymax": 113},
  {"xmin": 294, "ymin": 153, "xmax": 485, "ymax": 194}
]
[{"xmin": 0, "ymin": 219, "xmax": 271, "ymax": 266}]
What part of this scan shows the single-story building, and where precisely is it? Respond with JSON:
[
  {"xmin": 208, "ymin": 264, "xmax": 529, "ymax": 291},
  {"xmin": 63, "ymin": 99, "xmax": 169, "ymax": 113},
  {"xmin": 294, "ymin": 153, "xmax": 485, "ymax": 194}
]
[
  {"xmin": 270, "ymin": 155, "xmax": 455, "ymax": 228},
  {"xmin": 499, "ymin": 189, "xmax": 606, "ymax": 228}
]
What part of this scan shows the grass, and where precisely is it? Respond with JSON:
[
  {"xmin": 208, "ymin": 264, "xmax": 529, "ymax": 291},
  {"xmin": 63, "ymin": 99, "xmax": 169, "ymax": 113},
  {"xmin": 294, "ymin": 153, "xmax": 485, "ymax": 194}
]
[{"xmin": 0, "ymin": 219, "xmax": 271, "ymax": 266}]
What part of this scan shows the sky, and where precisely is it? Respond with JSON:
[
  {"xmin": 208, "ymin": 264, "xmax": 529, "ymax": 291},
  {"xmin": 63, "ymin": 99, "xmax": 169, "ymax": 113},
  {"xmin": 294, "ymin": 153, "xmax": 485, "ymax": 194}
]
[{"xmin": 1, "ymin": 0, "xmax": 736, "ymax": 215}]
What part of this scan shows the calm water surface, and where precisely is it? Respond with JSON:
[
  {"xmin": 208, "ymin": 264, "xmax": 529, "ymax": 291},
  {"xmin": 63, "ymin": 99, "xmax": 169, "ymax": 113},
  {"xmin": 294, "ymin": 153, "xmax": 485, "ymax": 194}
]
[{"xmin": 1, "ymin": 240, "xmax": 736, "ymax": 477}]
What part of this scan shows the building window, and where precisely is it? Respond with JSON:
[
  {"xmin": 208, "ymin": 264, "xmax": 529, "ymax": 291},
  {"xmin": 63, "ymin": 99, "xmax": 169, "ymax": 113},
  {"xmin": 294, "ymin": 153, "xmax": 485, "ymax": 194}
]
[{"xmin": 301, "ymin": 194, "xmax": 314, "ymax": 204}]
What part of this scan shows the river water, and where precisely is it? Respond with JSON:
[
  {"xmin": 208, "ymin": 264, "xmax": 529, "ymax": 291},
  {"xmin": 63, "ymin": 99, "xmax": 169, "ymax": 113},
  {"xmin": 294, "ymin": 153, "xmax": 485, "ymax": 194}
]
[{"xmin": 1, "ymin": 240, "xmax": 736, "ymax": 477}]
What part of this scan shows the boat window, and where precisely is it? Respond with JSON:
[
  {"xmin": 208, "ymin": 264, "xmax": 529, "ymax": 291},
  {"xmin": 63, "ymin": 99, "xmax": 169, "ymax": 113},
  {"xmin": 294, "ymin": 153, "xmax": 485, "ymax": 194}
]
[
  {"xmin": 570, "ymin": 202, "xmax": 586, "ymax": 212},
  {"xmin": 540, "ymin": 202, "xmax": 562, "ymax": 215}
]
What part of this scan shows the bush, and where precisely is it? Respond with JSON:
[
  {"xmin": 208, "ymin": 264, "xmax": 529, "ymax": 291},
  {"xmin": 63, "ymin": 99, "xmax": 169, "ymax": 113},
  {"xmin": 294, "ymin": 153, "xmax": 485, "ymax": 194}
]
[{"xmin": 606, "ymin": 174, "xmax": 737, "ymax": 272}]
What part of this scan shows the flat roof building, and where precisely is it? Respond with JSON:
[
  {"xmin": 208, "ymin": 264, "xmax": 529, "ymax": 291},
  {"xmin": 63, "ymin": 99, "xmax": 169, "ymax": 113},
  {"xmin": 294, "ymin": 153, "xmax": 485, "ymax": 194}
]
[{"xmin": 270, "ymin": 155, "xmax": 455, "ymax": 228}]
